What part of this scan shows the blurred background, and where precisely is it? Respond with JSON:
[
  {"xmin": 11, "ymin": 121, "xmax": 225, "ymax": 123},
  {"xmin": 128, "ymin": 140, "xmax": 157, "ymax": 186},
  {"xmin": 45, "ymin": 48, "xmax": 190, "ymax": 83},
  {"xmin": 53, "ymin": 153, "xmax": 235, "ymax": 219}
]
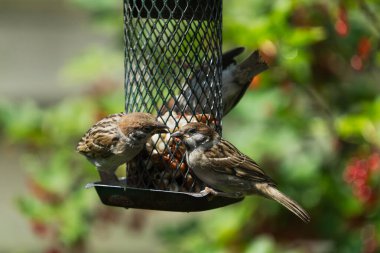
[{"xmin": 1, "ymin": 0, "xmax": 380, "ymax": 252}]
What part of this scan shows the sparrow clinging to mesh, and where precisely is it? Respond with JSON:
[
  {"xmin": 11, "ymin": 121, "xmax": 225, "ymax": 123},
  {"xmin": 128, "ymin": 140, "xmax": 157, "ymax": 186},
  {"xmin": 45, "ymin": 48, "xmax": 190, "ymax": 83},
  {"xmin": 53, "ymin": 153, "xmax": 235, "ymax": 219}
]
[
  {"xmin": 160, "ymin": 47, "xmax": 268, "ymax": 116},
  {"xmin": 220, "ymin": 48, "xmax": 268, "ymax": 115},
  {"xmin": 172, "ymin": 123, "xmax": 310, "ymax": 223},
  {"xmin": 77, "ymin": 112, "xmax": 169, "ymax": 184}
]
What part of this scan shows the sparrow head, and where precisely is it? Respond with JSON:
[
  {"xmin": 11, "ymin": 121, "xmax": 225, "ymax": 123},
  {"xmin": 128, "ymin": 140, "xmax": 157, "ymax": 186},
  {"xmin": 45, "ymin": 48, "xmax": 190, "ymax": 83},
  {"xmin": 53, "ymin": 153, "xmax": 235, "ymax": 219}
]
[
  {"xmin": 172, "ymin": 122, "xmax": 220, "ymax": 151},
  {"xmin": 119, "ymin": 112, "xmax": 169, "ymax": 142}
]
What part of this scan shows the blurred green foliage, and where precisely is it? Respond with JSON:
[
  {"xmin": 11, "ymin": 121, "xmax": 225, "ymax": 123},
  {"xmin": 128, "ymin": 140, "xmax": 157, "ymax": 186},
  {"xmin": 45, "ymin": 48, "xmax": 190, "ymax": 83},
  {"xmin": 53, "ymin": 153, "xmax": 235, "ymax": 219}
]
[
  {"xmin": 1, "ymin": 94, "xmax": 123, "ymax": 251},
  {"xmin": 1, "ymin": 0, "xmax": 380, "ymax": 252}
]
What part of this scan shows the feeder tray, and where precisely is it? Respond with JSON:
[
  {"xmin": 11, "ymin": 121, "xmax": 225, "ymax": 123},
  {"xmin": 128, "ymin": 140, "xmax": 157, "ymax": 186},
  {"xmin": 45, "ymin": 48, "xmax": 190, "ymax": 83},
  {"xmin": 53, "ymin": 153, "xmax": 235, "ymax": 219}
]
[
  {"xmin": 88, "ymin": 181, "xmax": 243, "ymax": 212},
  {"xmin": 90, "ymin": 0, "xmax": 244, "ymax": 211}
]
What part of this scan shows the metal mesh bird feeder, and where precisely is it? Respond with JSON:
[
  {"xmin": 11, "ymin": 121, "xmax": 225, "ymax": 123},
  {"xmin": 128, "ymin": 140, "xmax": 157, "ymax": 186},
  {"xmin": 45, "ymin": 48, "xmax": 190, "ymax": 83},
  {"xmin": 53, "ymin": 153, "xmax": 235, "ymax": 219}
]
[{"xmin": 92, "ymin": 0, "xmax": 243, "ymax": 211}]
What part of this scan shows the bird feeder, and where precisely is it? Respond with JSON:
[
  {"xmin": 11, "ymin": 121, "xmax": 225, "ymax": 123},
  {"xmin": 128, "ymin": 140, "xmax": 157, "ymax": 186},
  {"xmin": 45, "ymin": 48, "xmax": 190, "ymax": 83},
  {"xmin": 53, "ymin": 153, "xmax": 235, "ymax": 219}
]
[{"xmin": 90, "ymin": 0, "xmax": 243, "ymax": 211}]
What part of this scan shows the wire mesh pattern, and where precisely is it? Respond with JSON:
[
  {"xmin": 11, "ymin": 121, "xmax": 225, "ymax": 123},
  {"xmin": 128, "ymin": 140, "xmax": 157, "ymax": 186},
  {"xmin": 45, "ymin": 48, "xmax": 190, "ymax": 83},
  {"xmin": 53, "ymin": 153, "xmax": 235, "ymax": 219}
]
[{"xmin": 124, "ymin": 0, "xmax": 223, "ymax": 193}]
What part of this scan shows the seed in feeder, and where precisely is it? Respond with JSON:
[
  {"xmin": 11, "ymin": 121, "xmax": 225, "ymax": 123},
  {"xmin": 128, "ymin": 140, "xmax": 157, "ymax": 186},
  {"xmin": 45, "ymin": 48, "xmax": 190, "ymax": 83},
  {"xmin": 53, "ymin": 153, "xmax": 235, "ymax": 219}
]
[
  {"xmin": 158, "ymin": 141, "xmax": 166, "ymax": 153},
  {"xmin": 179, "ymin": 162, "xmax": 187, "ymax": 173},
  {"xmin": 184, "ymin": 174, "xmax": 195, "ymax": 189}
]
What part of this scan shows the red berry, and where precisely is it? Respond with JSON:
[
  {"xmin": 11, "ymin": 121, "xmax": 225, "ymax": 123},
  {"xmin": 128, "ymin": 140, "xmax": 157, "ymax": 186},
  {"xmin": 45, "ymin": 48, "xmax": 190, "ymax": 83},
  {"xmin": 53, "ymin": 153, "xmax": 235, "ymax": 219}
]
[
  {"xmin": 357, "ymin": 37, "xmax": 371, "ymax": 60},
  {"xmin": 368, "ymin": 153, "xmax": 380, "ymax": 172},
  {"xmin": 335, "ymin": 6, "xmax": 349, "ymax": 36},
  {"xmin": 344, "ymin": 155, "xmax": 374, "ymax": 204}
]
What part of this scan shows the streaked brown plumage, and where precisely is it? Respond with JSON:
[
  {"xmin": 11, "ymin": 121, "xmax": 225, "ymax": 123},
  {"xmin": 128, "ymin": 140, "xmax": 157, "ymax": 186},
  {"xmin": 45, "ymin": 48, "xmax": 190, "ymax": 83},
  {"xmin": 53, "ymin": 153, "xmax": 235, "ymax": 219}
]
[
  {"xmin": 77, "ymin": 112, "xmax": 168, "ymax": 184},
  {"xmin": 172, "ymin": 122, "xmax": 310, "ymax": 223}
]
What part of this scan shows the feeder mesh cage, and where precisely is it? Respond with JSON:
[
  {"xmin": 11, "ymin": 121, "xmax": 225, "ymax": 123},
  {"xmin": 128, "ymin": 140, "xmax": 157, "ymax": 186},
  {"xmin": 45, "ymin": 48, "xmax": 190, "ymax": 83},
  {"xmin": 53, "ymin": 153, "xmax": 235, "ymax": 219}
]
[{"xmin": 124, "ymin": 0, "xmax": 223, "ymax": 193}]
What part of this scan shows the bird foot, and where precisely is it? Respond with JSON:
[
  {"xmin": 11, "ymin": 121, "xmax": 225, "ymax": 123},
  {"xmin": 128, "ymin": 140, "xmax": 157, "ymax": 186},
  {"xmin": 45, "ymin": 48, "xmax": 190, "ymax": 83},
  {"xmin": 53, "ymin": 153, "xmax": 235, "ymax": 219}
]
[
  {"xmin": 98, "ymin": 170, "xmax": 122, "ymax": 186},
  {"xmin": 200, "ymin": 187, "xmax": 244, "ymax": 199},
  {"xmin": 200, "ymin": 187, "xmax": 218, "ymax": 201},
  {"xmin": 200, "ymin": 187, "xmax": 219, "ymax": 196}
]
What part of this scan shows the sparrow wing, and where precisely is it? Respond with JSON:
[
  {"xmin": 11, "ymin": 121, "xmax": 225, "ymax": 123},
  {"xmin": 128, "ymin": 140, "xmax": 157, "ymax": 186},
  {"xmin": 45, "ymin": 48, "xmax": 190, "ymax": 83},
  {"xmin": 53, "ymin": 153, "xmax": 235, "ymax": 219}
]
[
  {"xmin": 88, "ymin": 132, "xmax": 120, "ymax": 158},
  {"xmin": 222, "ymin": 47, "xmax": 245, "ymax": 69},
  {"xmin": 204, "ymin": 139, "xmax": 275, "ymax": 185},
  {"xmin": 76, "ymin": 113, "xmax": 124, "ymax": 158}
]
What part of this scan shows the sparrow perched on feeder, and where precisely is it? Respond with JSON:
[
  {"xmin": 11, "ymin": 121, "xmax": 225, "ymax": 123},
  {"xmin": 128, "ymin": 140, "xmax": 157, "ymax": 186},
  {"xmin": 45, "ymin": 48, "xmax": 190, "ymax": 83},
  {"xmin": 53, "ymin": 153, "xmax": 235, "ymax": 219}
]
[
  {"xmin": 77, "ymin": 112, "xmax": 169, "ymax": 184},
  {"xmin": 172, "ymin": 123, "xmax": 310, "ymax": 223},
  {"xmin": 160, "ymin": 47, "xmax": 268, "ymax": 116}
]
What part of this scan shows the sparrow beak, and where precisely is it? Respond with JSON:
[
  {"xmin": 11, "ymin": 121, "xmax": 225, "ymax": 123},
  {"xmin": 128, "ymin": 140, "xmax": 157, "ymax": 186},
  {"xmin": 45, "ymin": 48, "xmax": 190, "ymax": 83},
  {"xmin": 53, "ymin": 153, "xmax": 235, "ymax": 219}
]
[
  {"xmin": 171, "ymin": 131, "xmax": 183, "ymax": 138},
  {"xmin": 154, "ymin": 123, "xmax": 169, "ymax": 134}
]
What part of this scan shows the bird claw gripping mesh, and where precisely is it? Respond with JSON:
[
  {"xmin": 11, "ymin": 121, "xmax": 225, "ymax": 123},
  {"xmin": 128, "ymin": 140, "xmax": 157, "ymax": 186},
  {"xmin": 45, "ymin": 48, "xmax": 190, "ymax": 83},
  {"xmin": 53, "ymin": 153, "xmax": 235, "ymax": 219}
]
[
  {"xmin": 124, "ymin": 0, "xmax": 222, "ymax": 191},
  {"xmin": 92, "ymin": 0, "xmax": 243, "ymax": 211}
]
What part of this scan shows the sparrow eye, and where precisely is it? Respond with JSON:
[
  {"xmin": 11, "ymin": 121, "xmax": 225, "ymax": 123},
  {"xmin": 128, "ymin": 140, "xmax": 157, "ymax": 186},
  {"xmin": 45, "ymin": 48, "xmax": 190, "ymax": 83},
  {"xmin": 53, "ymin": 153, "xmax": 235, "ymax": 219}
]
[
  {"xmin": 187, "ymin": 128, "xmax": 197, "ymax": 134},
  {"xmin": 143, "ymin": 126, "xmax": 153, "ymax": 132}
]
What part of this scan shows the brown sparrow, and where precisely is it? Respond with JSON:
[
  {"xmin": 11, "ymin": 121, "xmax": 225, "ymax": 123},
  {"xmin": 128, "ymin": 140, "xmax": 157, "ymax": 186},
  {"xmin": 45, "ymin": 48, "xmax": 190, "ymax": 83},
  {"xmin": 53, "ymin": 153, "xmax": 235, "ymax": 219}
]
[
  {"xmin": 159, "ymin": 47, "xmax": 268, "ymax": 116},
  {"xmin": 77, "ymin": 112, "xmax": 169, "ymax": 184},
  {"xmin": 172, "ymin": 123, "xmax": 310, "ymax": 222},
  {"xmin": 221, "ymin": 48, "xmax": 268, "ymax": 115}
]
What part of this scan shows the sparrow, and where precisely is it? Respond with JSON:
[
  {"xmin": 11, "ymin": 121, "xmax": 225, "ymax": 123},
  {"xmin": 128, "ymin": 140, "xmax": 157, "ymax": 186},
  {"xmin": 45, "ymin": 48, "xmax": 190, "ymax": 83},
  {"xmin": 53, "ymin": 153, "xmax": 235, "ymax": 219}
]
[
  {"xmin": 159, "ymin": 47, "xmax": 268, "ymax": 116},
  {"xmin": 172, "ymin": 123, "xmax": 310, "ymax": 223},
  {"xmin": 220, "ymin": 47, "xmax": 268, "ymax": 115},
  {"xmin": 77, "ymin": 112, "xmax": 169, "ymax": 184}
]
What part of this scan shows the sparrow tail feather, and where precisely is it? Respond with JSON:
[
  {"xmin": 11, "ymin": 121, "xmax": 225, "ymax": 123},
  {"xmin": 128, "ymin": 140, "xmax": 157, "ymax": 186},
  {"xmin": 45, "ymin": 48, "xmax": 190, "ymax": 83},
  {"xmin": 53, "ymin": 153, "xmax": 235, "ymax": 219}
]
[{"xmin": 257, "ymin": 183, "xmax": 311, "ymax": 223}]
